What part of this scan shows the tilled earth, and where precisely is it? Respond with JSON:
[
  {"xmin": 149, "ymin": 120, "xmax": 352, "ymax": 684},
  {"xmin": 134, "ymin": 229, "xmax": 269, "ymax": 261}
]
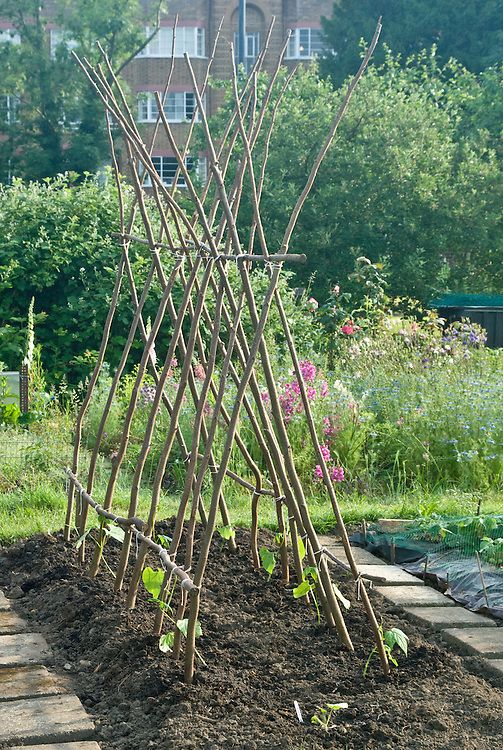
[{"xmin": 1, "ymin": 524, "xmax": 502, "ymax": 750}]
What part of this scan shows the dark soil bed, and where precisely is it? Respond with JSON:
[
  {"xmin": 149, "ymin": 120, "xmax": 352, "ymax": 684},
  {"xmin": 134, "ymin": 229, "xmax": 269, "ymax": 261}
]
[{"xmin": 1, "ymin": 525, "xmax": 503, "ymax": 750}]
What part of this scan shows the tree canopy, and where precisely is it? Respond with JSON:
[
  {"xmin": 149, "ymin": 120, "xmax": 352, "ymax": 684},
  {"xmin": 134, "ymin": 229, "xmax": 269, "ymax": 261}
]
[
  {"xmin": 0, "ymin": 0, "xmax": 166, "ymax": 181},
  {"xmin": 211, "ymin": 53, "xmax": 503, "ymax": 303},
  {"xmin": 321, "ymin": 0, "xmax": 503, "ymax": 86}
]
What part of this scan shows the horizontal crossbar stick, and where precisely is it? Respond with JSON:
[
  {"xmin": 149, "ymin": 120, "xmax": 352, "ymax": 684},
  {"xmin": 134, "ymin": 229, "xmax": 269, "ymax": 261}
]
[
  {"xmin": 195, "ymin": 454, "xmax": 275, "ymax": 496},
  {"xmin": 321, "ymin": 546, "xmax": 387, "ymax": 583},
  {"xmin": 65, "ymin": 469, "xmax": 198, "ymax": 593},
  {"xmin": 112, "ymin": 233, "xmax": 306, "ymax": 264}
]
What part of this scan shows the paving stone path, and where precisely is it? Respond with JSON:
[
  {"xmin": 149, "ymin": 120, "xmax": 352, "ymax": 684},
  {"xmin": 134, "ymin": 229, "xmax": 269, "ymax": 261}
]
[
  {"xmin": 0, "ymin": 590, "xmax": 101, "ymax": 749},
  {"xmin": 319, "ymin": 536, "xmax": 503, "ymax": 679}
]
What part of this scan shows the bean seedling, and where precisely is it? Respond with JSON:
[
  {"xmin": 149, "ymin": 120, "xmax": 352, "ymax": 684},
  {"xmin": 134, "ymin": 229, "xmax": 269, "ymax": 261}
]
[
  {"xmin": 217, "ymin": 525, "xmax": 236, "ymax": 541},
  {"xmin": 363, "ymin": 624, "xmax": 409, "ymax": 676},
  {"xmin": 142, "ymin": 567, "xmax": 205, "ymax": 660},
  {"xmin": 311, "ymin": 702, "xmax": 349, "ymax": 732}
]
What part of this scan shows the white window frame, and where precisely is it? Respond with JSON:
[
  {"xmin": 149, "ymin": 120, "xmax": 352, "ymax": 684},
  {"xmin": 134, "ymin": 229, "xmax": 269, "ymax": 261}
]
[
  {"xmin": 137, "ymin": 26, "xmax": 206, "ymax": 58},
  {"xmin": 233, "ymin": 31, "xmax": 260, "ymax": 71},
  {"xmin": 141, "ymin": 155, "xmax": 207, "ymax": 188},
  {"xmin": 0, "ymin": 29, "xmax": 20, "ymax": 45},
  {"xmin": 50, "ymin": 29, "xmax": 78, "ymax": 58},
  {"xmin": 286, "ymin": 27, "xmax": 323, "ymax": 59},
  {"xmin": 137, "ymin": 91, "xmax": 204, "ymax": 124},
  {"xmin": 0, "ymin": 94, "xmax": 20, "ymax": 124}
]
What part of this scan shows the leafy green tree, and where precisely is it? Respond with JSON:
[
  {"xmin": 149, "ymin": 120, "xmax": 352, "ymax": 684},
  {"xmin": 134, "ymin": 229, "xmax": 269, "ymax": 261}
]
[
  {"xmin": 321, "ymin": 0, "xmax": 503, "ymax": 86},
  {"xmin": 0, "ymin": 0, "xmax": 166, "ymax": 181},
  {"xmin": 211, "ymin": 54, "xmax": 502, "ymax": 303}
]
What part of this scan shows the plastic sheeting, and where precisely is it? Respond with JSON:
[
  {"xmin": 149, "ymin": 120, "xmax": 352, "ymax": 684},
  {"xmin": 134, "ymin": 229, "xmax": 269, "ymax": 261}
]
[{"xmin": 350, "ymin": 530, "xmax": 503, "ymax": 620}]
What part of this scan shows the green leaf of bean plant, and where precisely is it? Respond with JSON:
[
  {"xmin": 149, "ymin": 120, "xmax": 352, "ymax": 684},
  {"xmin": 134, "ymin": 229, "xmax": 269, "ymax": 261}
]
[
  {"xmin": 142, "ymin": 567, "xmax": 165, "ymax": 600},
  {"xmin": 303, "ymin": 565, "xmax": 318, "ymax": 582},
  {"xmin": 176, "ymin": 618, "xmax": 203, "ymax": 638},
  {"xmin": 293, "ymin": 580, "xmax": 312, "ymax": 598},
  {"xmin": 75, "ymin": 526, "xmax": 93, "ymax": 550},
  {"xmin": 159, "ymin": 632, "xmax": 175, "ymax": 653},
  {"xmin": 217, "ymin": 525, "xmax": 235, "ymax": 540},
  {"xmin": 157, "ymin": 534, "xmax": 172, "ymax": 549},
  {"xmin": 259, "ymin": 546, "xmax": 276, "ymax": 577},
  {"xmin": 297, "ymin": 535, "xmax": 306, "ymax": 560},
  {"xmin": 384, "ymin": 627, "xmax": 409, "ymax": 656},
  {"xmin": 104, "ymin": 524, "xmax": 125, "ymax": 543}
]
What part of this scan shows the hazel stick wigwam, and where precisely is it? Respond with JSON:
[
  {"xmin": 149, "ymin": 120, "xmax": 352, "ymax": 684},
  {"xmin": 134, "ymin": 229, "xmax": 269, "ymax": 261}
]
[{"xmin": 65, "ymin": 16, "xmax": 389, "ymax": 685}]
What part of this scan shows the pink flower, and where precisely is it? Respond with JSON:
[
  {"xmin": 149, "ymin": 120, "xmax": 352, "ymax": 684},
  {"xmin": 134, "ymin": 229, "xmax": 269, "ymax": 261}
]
[
  {"xmin": 290, "ymin": 380, "xmax": 301, "ymax": 396},
  {"xmin": 341, "ymin": 322, "xmax": 355, "ymax": 335},
  {"xmin": 307, "ymin": 386, "xmax": 316, "ymax": 400},
  {"xmin": 319, "ymin": 444, "xmax": 331, "ymax": 462},
  {"xmin": 331, "ymin": 466, "xmax": 345, "ymax": 482},
  {"xmin": 313, "ymin": 464, "xmax": 324, "ymax": 481},
  {"xmin": 194, "ymin": 363, "xmax": 205, "ymax": 381},
  {"xmin": 299, "ymin": 360, "xmax": 317, "ymax": 383},
  {"xmin": 260, "ymin": 391, "xmax": 270, "ymax": 404},
  {"xmin": 167, "ymin": 357, "xmax": 178, "ymax": 379},
  {"xmin": 320, "ymin": 380, "xmax": 329, "ymax": 398},
  {"xmin": 279, "ymin": 392, "xmax": 295, "ymax": 422},
  {"xmin": 307, "ymin": 297, "xmax": 318, "ymax": 312},
  {"xmin": 332, "ymin": 284, "xmax": 340, "ymax": 296}
]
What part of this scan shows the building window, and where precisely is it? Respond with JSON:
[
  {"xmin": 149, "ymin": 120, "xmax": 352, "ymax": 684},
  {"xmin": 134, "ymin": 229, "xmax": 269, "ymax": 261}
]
[
  {"xmin": 50, "ymin": 30, "xmax": 78, "ymax": 59},
  {"xmin": 286, "ymin": 28, "xmax": 324, "ymax": 59},
  {"xmin": 0, "ymin": 29, "xmax": 21, "ymax": 45},
  {"xmin": 137, "ymin": 92, "xmax": 204, "ymax": 123},
  {"xmin": 233, "ymin": 31, "xmax": 260, "ymax": 72},
  {"xmin": 141, "ymin": 155, "xmax": 207, "ymax": 187},
  {"xmin": 137, "ymin": 26, "xmax": 206, "ymax": 58},
  {"xmin": 0, "ymin": 95, "xmax": 20, "ymax": 124}
]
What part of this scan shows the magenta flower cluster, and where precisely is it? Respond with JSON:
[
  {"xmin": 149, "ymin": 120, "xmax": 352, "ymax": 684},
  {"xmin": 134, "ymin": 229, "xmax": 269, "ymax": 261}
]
[
  {"xmin": 277, "ymin": 360, "xmax": 329, "ymax": 424},
  {"xmin": 273, "ymin": 360, "xmax": 347, "ymax": 483},
  {"xmin": 313, "ymin": 443, "xmax": 345, "ymax": 484}
]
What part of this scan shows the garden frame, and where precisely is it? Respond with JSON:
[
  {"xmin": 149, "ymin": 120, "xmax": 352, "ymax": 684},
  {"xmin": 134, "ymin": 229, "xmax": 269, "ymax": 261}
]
[{"xmin": 64, "ymin": 16, "xmax": 387, "ymax": 685}]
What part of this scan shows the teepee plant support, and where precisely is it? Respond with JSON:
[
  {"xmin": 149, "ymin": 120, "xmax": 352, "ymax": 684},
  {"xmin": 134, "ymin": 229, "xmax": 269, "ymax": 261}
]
[{"xmin": 65, "ymin": 16, "xmax": 389, "ymax": 685}]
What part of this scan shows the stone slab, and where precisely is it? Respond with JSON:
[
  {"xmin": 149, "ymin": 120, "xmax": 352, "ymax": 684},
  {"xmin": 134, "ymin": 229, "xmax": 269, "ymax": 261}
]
[
  {"xmin": 0, "ymin": 666, "xmax": 64, "ymax": 701},
  {"xmin": 0, "ymin": 610, "xmax": 29, "ymax": 634},
  {"xmin": 374, "ymin": 585, "xmax": 456, "ymax": 607},
  {"xmin": 403, "ymin": 606, "xmax": 496, "ymax": 630},
  {"xmin": 377, "ymin": 518, "xmax": 415, "ymax": 533},
  {"xmin": 357, "ymin": 564, "xmax": 422, "ymax": 586},
  {"xmin": 442, "ymin": 627, "xmax": 503, "ymax": 658},
  {"xmin": 485, "ymin": 659, "xmax": 503, "ymax": 677},
  {"xmin": 0, "ymin": 695, "xmax": 95, "ymax": 744},
  {"xmin": 0, "ymin": 590, "xmax": 10, "ymax": 611},
  {"xmin": 318, "ymin": 538, "xmax": 389, "ymax": 565},
  {"xmin": 10, "ymin": 744, "xmax": 101, "ymax": 750},
  {"xmin": 0, "ymin": 633, "xmax": 52, "ymax": 667}
]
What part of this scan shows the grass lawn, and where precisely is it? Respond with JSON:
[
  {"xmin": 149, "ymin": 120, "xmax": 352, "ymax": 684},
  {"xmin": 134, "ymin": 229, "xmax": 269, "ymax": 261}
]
[{"xmin": 1, "ymin": 476, "xmax": 501, "ymax": 544}]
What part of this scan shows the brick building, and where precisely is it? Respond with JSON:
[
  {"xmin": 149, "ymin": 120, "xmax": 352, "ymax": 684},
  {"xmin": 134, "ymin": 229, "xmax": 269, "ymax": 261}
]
[
  {"xmin": 0, "ymin": 1, "xmax": 333, "ymax": 184},
  {"xmin": 126, "ymin": 0, "xmax": 333, "ymax": 186}
]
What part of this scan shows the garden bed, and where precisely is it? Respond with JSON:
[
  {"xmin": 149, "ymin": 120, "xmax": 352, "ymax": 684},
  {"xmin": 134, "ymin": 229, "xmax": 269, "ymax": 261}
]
[{"xmin": 1, "ymin": 526, "xmax": 502, "ymax": 750}]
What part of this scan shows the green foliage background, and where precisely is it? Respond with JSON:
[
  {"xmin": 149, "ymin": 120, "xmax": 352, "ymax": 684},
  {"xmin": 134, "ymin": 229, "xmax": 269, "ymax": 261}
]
[
  {"xmin": 0, "ymin": 175, "xmax": 151, "ymax": 381},
  {"xmin": 211, "ymin": 54, "xmax": 503, "ymax": 302},
  {"xmin": 321, "ymin": 0, "xmax": 503, "ymax": 86},
  {"xmin": 0, "ymin": 174, "xmax": 317, "ymax": 383}
]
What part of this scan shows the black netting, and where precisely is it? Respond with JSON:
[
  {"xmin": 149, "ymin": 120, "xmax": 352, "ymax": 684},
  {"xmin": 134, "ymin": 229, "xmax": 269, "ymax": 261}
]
[{"xmin": 351, "ymin": 515, "xmax": 503, "ymax": 618}]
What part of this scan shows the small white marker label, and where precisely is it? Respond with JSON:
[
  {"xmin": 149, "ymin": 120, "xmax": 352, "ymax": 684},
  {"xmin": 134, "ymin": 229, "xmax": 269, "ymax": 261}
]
[{"xmin": 294, "ymin": 700, "xmax": 304, "ymax": 723}]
